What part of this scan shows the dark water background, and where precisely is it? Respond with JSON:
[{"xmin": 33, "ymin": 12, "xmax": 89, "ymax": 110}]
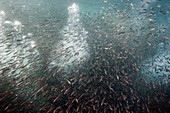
[{"xmin": 0, "ymin": 0, "xmax": 170, "ymax": 113}]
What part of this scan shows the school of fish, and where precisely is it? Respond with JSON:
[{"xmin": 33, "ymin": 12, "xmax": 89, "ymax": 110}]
[{"xmin": 0, "ymin": 0, "xmax": 170, "ymax": 113}]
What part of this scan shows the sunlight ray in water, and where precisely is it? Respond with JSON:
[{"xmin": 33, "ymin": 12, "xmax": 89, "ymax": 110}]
[{"xmin": 49, "ymin": 3, "xmax": 89, "ymax": 69}]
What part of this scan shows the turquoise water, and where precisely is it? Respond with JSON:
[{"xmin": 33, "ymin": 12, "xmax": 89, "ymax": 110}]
[{"xmin": 0, "ymin": 0, "xmax": 170, "ymax": 112}]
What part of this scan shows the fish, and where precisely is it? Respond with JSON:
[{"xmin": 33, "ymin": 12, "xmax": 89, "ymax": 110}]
[
  {"xmin": 35, "ymin": 84, "xmax": 48, "ymax": 95},
  {"xmin": 64, "ymin": 87, "xmax": 71, "ymax": 95},
  {"xmin": 53, "ymin": 95, "xmax": 61, "ymax": 103}
]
